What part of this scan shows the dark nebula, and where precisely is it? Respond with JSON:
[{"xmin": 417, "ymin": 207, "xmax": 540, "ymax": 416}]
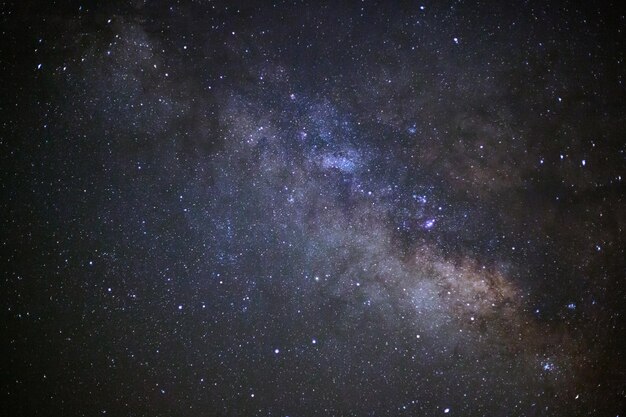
[{"xmin": 2, "ymin": 1, "xmax": 625, "ymax": 416}]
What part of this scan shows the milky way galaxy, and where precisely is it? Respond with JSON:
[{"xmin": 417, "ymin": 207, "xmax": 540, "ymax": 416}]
[{"xmin": 3, "ymin": 1, "xmax": 625, "ymax": 416}]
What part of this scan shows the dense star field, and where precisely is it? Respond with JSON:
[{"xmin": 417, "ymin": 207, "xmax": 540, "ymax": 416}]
[{"xmin": 2, "ymin": 1, "xmax": 625, "ymax": 416}]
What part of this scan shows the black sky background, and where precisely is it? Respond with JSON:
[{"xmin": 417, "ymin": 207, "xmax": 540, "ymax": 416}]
[{"xmin": 2, "ymin": 1, "xmax": 626, "ymax": 416}]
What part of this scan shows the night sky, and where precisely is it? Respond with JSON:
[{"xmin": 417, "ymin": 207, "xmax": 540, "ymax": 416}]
[{"xmin": 2, "ymin": 1, "xmax": 626, "ymax": 416}]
